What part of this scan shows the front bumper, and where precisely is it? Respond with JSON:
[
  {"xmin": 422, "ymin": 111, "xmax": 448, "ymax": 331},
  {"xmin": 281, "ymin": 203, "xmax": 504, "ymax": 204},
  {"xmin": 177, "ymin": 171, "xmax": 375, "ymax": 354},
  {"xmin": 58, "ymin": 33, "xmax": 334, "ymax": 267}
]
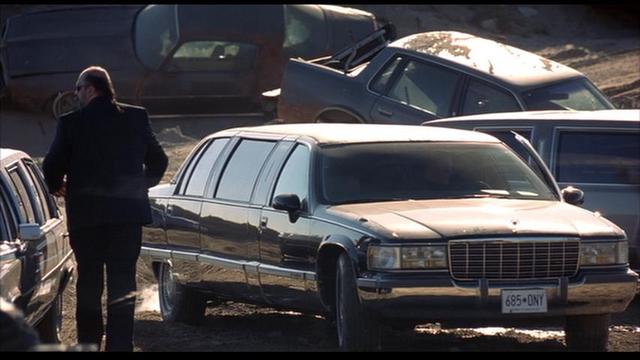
[{"xmin": 357, "ymin": 269, "xmax": 638, "ymax": 322}]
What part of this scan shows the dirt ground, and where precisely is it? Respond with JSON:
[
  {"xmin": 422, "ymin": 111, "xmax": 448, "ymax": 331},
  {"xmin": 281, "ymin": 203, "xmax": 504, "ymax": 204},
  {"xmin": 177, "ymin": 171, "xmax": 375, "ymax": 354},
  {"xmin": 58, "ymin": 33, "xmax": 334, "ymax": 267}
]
[{"xmin": 1, "ymin": 4, "xmax": 639, "ymax": 352}]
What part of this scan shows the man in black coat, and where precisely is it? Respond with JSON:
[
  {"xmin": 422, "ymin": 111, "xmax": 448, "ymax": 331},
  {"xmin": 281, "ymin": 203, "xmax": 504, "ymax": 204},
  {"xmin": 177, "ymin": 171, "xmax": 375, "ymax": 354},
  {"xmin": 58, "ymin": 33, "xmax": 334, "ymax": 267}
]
[{"xmin": 43, "ymin": 66, "xmax": 168, "ymax": 352}]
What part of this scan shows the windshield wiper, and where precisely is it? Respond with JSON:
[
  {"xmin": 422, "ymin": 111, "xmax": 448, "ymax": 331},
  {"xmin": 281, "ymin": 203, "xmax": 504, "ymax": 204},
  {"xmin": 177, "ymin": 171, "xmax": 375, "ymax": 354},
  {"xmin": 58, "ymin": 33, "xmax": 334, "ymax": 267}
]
[
  {"xmin": 442, "ymin": 193, "xmax": 512, "ymax": 199},
  {"xmin": 332, "ymin": 197, "xmax": 407, "ymax": 205}
]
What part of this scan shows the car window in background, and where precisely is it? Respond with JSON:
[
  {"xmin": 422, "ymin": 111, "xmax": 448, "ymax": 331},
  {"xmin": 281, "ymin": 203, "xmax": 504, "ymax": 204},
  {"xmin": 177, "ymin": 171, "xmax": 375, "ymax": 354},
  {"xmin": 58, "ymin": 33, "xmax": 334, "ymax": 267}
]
[
  {"xmin": 462, "ymin": 79, "xmax": 521, "ymax": 115},
  {"xmin": 272, "ymin": 145, "xmax": 310, "ymax": 209},
  {"xmin": 319, "ymin": 142, "xmax": 556, "ymax": 205},
  {"xmin": 283, "ymin": 4, "xmax": 328, "ymax": 58},
  {"xmin": 556, "ymin": 131, "xmax": 640, "ymax": 185},
  {"xmin": 387, "ymin": 60, "xmax": 461, "ymax": 117},
  {"xmin": 370, "ymin": 56, "xmax": 403, "ymax": 94},
  {"xmin": 522, "ymin": 78, "xmax": 612, "ymax": 111},
  {"xmin": 168, "ymin": 41, "xmax": 257, "ymax": 72},
  {"xmin": 134, "ymin": 4, "xmax": 179, "ymax": 69},
  {"xmin": 216, "ymin": 140, "xmax": 277, "ymax": 202},
  {"xmin": 184, "ymin": 138, "xmax": 230, "ymax": 197}
]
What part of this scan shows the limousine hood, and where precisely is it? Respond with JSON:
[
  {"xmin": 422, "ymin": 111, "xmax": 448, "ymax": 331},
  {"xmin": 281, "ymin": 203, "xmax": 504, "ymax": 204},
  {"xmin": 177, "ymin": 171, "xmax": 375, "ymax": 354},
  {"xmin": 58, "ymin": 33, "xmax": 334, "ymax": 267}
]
[{"xmin": 327, "ymin": 198, "xmax": 624, "ymax": 241}]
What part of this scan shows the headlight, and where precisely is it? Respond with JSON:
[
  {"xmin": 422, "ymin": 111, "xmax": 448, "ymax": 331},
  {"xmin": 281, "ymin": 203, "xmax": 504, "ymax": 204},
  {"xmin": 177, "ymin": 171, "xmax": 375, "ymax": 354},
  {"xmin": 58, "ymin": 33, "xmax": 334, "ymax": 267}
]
[
  {"xmin": 368, "ymin": 245, "xmax": 447, "ymax": 270},
  {"xmin": 580, "ymin": 241, "xmax": 628, "ymax": 266}
]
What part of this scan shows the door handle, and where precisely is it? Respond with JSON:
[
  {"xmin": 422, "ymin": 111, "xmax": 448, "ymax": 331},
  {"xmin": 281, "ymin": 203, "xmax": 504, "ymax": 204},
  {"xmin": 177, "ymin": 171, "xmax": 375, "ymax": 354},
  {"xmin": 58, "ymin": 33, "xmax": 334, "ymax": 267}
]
[
  {"xmin": 166, "ymin": 205, "xmax": 173, "ymax": 216},
  {"xmin": 259, "ymin": 216, "xmax": 268, "ymax": 228},
  {"xmin": 377, "ymin": 107, "xmax": 393, "ymax": 116}
]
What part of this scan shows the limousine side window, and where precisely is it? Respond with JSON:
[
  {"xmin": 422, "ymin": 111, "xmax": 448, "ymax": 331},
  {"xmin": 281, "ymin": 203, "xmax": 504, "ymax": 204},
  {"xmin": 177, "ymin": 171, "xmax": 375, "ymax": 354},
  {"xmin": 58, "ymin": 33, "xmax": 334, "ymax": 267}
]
[
  {"xmin": 184, "ymin": 138, "xmax": 230, "ymax": 197},
  {"xmin": 272, "ymin": 144, "xmax": 311, "ymax": 210},
  {"xmin": 7, "ymin": 166, "xmax": 36, "ymax": 224},
  {"xmin": 23, "ymin": 160, "xmax": 55, "ymax": 221},
  {"xmin": 556, "ymin": 130, "xmax": 640, "ymax": 185},
  {"xmin": 216, "ymin": 139, "xmax": 277, "ymax": 202},
  {"xmin": 176, "ymin": 140, "xmax": 212, "ymax": 194},
  {"xmin": 0, "ymin": 183, "xmax": 16, "ymax": 241}
]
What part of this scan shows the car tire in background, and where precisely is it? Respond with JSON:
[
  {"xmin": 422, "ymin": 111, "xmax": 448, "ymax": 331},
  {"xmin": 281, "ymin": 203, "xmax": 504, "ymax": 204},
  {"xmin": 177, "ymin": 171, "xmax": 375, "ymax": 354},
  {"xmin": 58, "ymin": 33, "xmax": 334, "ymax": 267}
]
[
  {"xmin": 335, "ymin": 253, "xmax": 381, "ymax": 351},
  {"xmin": 564, "ymin": 313, "xmax": 610, "ymax": 352},
  {"xmin": 158, "ymin": 262, "xmax": 207, "ymax": 325},
  {"xmin": 36, "ymin": 292, "xmax": 62, "ymax": 343}
]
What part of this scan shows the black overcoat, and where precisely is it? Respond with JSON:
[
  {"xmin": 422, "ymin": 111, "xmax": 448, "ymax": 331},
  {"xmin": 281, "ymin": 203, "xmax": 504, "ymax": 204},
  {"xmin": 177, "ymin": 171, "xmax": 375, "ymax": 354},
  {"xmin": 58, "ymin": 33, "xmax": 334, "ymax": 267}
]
[{"xmin": 43, "ymin": 96, "xmax": 168, "ymax": 231}]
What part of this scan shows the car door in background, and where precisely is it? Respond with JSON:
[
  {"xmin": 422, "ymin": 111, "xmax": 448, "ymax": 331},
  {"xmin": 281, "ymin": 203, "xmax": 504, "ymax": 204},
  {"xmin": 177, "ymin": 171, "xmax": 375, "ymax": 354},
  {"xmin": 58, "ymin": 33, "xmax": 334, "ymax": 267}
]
[{"xmin": 551, "ymin": 127, "xmax": 640, "ymax": 265}]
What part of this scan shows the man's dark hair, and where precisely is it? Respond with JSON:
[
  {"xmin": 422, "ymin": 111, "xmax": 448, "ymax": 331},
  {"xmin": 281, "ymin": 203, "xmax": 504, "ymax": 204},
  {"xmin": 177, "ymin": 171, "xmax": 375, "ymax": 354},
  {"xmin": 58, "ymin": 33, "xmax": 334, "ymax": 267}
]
[{"xmin": 83, "ymin": 73, "xmax": 124, "ymax": 113}]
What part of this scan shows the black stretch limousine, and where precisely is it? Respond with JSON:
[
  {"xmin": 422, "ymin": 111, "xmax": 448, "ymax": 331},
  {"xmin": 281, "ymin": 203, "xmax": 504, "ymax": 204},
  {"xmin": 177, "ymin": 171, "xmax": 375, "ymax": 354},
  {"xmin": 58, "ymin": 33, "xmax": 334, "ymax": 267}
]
[{"xmin": 140, "ymin": 124, "xmax": 637, "ymax": 351}]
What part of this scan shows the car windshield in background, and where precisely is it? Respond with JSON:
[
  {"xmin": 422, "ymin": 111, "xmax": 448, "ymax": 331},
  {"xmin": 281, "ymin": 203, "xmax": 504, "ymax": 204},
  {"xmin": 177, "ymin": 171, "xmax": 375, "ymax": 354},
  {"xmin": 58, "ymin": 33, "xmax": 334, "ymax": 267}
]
[
  {"xmin": 522, "ymin": 78, "xmax": 611, "ymax": 111},
  {"xmin": 319, "ymin": 142, "xmax": 556, "ymax": 205}
]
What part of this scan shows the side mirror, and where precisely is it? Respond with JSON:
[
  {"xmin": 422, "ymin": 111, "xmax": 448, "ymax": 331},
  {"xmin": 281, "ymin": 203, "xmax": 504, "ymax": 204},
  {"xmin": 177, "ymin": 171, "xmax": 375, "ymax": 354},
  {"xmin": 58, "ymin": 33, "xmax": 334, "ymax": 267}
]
[
  {"xmin": 19, "ymin": 223, "xmax": 44, "ymax": 241},
  {"xmin": 561, "ymin": 186, "xmax": 585, "ymax": 206},
  {"xmin": 273, "ymin": 194, "xmax": 301, "ymax": 222}
]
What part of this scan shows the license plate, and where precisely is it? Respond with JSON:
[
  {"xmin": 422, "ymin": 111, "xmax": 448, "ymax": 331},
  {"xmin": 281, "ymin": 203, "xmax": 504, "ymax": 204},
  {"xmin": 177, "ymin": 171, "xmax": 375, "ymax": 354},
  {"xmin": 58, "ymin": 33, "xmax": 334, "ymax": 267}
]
[{"xmin": 501, "ymin": 289, "xmax": 547, "ymax": 314}]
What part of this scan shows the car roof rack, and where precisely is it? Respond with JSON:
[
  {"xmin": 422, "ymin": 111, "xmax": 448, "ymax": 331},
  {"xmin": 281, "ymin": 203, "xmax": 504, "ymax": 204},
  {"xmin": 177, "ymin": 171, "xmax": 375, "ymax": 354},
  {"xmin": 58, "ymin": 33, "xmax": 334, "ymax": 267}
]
[{"xmin": 319, "ymin": 23, "xmax": 396, "ymax": 74}]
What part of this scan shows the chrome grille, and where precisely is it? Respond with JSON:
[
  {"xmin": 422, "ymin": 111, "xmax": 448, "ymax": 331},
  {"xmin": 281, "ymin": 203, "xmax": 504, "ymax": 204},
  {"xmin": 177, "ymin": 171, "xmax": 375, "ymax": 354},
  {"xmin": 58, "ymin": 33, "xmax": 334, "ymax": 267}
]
[{"xmin": 449, "ymin": 239, "xmax": 579, "ymax": 280}]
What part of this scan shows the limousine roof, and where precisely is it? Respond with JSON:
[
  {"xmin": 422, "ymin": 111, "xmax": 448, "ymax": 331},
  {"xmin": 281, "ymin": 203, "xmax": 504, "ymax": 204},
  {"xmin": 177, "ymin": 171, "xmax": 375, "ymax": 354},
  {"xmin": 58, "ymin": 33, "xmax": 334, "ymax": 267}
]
[
  {"xmin": 389, "ymin": 31, "xmax": 582, "ymax": 88},
  {"xmin": 425, "ymin": 109, "xmax": 640, "ymax": 125},
  {"xmin": 216, "ymin": 123, "xmax": 500, "ymax": 145}
]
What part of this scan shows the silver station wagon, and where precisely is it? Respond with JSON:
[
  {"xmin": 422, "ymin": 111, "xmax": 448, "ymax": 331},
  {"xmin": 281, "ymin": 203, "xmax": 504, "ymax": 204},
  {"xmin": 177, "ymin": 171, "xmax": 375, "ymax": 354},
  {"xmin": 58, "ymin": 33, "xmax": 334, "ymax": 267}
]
[{"xmin": 425, "ymin": 109, "xmax": 640, "ymax": 273}]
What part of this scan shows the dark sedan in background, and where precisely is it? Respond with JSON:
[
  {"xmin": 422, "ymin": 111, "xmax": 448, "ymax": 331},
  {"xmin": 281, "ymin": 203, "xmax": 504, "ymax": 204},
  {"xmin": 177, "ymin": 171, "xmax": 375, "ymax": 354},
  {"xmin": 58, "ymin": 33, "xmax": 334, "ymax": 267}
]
[
  {"xmin": 139, "ymin": 124, "xmax": 637, "ymax": 351},
  {"xmin": 0, "ymin": 4, "xmax": 384, "ymax": 116},
  {"xmin": 273, "ymin": 30, "xmax": 614, "ymax": 124}
]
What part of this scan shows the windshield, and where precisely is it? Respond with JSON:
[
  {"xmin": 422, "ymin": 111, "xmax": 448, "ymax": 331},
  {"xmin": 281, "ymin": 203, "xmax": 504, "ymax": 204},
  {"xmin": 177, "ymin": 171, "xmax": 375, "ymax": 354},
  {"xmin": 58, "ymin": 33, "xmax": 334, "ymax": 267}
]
[
  {"xmin": 521, "ymin": 78, "xmax": 613, "ymax": 111},
  {"xmin": 319, "ymin": 142, "xmax": 556, "ymax": 205}
]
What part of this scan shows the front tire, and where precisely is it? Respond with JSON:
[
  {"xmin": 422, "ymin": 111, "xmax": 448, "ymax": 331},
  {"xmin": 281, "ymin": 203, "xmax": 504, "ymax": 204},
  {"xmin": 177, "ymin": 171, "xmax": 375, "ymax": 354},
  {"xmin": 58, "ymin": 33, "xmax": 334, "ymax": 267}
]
[
  {"xmin": 564, "ymin": 314, "xmax": 610, "ymax": 352},
  {"xmin": 158, "ymin": 262, "xmax": 207, "ymax": 325},
  {"xmin": 335, "ymin": 253, "xmax": 381, "ymax": 351},
  {"xmin": 37, "ymin": 292, "xmax": 62, "ymax": 343}
]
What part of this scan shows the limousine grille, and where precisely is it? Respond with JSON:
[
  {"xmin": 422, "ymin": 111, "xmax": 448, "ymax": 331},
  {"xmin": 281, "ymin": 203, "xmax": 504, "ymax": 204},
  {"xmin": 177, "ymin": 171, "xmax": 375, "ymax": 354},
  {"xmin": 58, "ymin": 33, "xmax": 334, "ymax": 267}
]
[{"xmin": 449, "ymin": 239, "xmax": 579, "ymax": 280}]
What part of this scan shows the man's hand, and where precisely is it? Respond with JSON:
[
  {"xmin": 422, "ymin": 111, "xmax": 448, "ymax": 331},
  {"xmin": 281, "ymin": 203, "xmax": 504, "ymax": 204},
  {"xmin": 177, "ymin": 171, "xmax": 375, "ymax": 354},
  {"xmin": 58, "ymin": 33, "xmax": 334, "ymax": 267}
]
[{"xmin": 53, "ymin": 183, "xmax": 66, "ymax": 197}]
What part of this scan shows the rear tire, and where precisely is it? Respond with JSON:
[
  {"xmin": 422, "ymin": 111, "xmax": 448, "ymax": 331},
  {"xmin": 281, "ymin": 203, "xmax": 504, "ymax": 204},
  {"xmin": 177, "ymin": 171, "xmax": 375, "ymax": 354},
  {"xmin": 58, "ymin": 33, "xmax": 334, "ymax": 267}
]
[
  {"xmin": 335, "ymin": 253, "xmax": 381, "ymax": 351},
  {"xmin": 158, "ymin": 262, "xmax": 207, "ymax": 325},
  {"xmin": 37, "ymin": 292, "xmax": 62, "ymax": 343},
  {"xmin": 564, "ymin": 314, "xmax": 610, "ymax": 352}
]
